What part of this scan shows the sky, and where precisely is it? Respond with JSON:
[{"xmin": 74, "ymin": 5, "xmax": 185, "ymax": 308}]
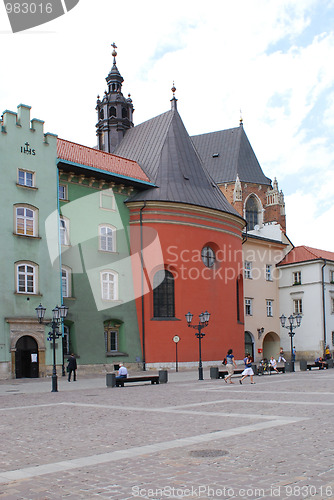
[{"xmin": 0, "ymin": 0, "xmax": 333, "ymax": 251}]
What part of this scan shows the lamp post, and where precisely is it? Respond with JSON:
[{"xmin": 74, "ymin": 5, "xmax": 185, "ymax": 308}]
[
  {"xmin": 185, "ymin": 311, "xmax": 210, "ymax": 380},
  {"xmin": 279, "ymin": 313, "xmax": 302, "ymax": 372},
  {"xmin": 35, "ymin": 303, "xmax": 69, "ymax": 392}
]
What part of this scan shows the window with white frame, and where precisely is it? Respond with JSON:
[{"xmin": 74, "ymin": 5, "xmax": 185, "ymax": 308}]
[
  {"xmin": 16, "ymin": 262, "xmax": 37, "ymax": 294},
  {"xmin": 244, "ymin": 261, "xmax": 252, "ymax": 279},
  {"xmin": 61, "ymin": 266, "xmax": 71, "ymax": 298},
  {"xmin": 293, "ymin": 299, "xmax": 303, "ymax": 314},
  {"xmin": 60, "ymin": 217, "xmax": 69, "ymax": 245},
  {"xmin": 18, "ymin": 169, "xmax": 34, "ymax": 187},
  {"xmin": 99, "ymin": 225, "xmax": 116, "ymax": 252},
  {"xmin": 15, "ymin": 206, "xmax": 37, "ymax": 236},
  {"xmin": 245, "ymin": 298, "xmax": 253, "ymax": 316},
  {"xmin": 266, "ymin": 264, "xmax": 272, "ymax": 281},
  {"xmin": 104, "ymin": 327, "xmax": 118, "ymax": 352},
  {"xmin": 293, "ymin": 271, "xmax": 301, "ymax": 285},
  {"xmin": 101, "ymin": 271, "xmax": 118, "ymax": 300},
  {"xmin": 266, "ymin": 299, "xmax": 273, "ymax": 317},
  {"xmin": 59, "ymin": 184, "xmax": 67, "ymax": 200},
  {"xmin": 100, "ymin": 188, "xmax": 115, "ymax": 210}
]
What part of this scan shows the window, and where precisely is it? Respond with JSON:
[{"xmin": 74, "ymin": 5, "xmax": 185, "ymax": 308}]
[
  {"xmin": 153, "ymin": 270, "xmax": 175, "ymax": 318},
  {"xmin": 16, "ymin": 206, "xmax": 36, "ymax": 236},
  {"xmin": 293, "ymin": 299, "xmax": 303, "ymax": 314},
  {"xmin": 201, "ymin": 246, "xmax": 215, "ymax": 268},
  {"xmin": 293, "ymin": 271, "xmax": 301, "ymax": 285},
  {"xmin": 59, "ymin": 184, "xmax": 67, "ymax": 200},
  {"xmin": 266, "ymin": 300, "xmax": 273, "ymax": 317},
  {"xmin": 62, "ymin": 266, "xmax": 71, "ymax": 298},
  {"xmin": 245, "ymin": 298, "xmax": 252, "ymax": 316},
  {"xmin": 99, "ymin": 225, "xmax": 116, "ymax": 252},
  {"xmin": 331, "ymin": 298, "xmax": 334, "ymax": 314},
  {"xmin": 245, "ymin": 196, "xmax": 258, "ymax": 230},
  {"xmin": 101, "ymin": 271, "xmax": 118, "ymax": 300},
  {"xmin": 104, "ymin": 328, "xmax": 118, "ymax": 352},
  {"xmin": 266, "ymin": 265, "xmax": 272, "ymax": 281},
  {"xmin": 62, "ymin": 325, "xmax": 70, "ymax": 356},
  {"xmin": 60, "ymin": 217, "xmax": 69, "ymax": 245},
  {"xmin": 100, "ymin": 188, "xmax": 115, "ymax": 210},
  {"xmin": 330, "ymin": 270, "xmax": 334, "ymax": 283},
  {"xmin": 244, "ymin": 261, "xmax": 252, "ymax": 279},
  {"xmin": 16, "ymin": 262, "xmax": 37, "ymax": 294},
  {"xmin": 18, "ymin": 169, "xmax": 34, "ymax": 187}
]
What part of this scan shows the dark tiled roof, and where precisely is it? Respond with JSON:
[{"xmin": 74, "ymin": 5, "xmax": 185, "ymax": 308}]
[
  {"xmin": 191, "ymin": 126, "xmax": 271, "ymax": 185},
  {"xmin": 116, "ymin": 108, "xmax": 242, "ymax": 217}
]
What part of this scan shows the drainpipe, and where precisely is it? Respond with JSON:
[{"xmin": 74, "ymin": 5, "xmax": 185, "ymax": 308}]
[
  {"xmin": 321, "ymin": 259, "xmax": 327, "ymax": 354},
  {"xmin": 140, "ymin": 202, "xmax": 147, "ymax": 371}
]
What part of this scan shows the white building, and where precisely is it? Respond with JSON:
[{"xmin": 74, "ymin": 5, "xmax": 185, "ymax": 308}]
[{"xmin": 277, "ymin": 246, "xmax": 334, "ymax": 360}]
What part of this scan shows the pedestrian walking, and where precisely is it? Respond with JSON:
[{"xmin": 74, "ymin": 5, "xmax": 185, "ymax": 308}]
[
  {"xmin": 224, "ymin": 349, "xmax": 237, "ymax": 384},
  {"xmin": 239, "ymin": 353, "xmax": 255, "ymax": 384},
  {"xmin": 278, "ymin": 347, "xmax": 286, "ymax": 363},
  {"xmin": 67, "ymin": 353, "xmax": 77, "ymax": 382}
]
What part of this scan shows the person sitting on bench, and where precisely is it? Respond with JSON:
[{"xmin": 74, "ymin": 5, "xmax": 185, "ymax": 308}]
[
  {"xmin": 315, "ymin": 357, "xmax": 326, "ymax": 369},
  {"xmin": 116, "ymin": 362, "xmax": 128, "ymax": 379},
  {"xmin": 270, "ymin": 356, "xmax": 280, "ymax": 373}
]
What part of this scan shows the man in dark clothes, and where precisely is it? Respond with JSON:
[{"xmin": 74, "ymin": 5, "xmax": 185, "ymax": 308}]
[{"xmin": 67, "ymin": 353, "xmax": 77, "ymax": 381}]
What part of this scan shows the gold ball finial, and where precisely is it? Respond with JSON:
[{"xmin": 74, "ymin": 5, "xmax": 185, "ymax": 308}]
[{"xmin": 171, "ymin": 81, "xmax": 176, "ymax": 96}]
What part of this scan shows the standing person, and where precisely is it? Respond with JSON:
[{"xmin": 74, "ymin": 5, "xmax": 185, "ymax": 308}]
[
  {"xmin": 278, "ymin": 347, "xmax": 286, "ymax": 363},
  {"xmin": 239, "ymin": 353, "xmax": 255, "ymax": 384},
  {"xmin": 325, "ymin": 345, "xmax": 331, "ymax": 360},
  {"xmin": 67, "ymin": 353, "xmax": 77, "ymax": 382},
  {"xmin": 116, "ymin": 362, "xmax": 128, "ymax": 380},
  {"xmin": 224, "ymin": 349, "xmax": 237, "ymax": 384},
  {"xmin": 292, "ymin": 346, "xmax": 296, "ymax": 362}
]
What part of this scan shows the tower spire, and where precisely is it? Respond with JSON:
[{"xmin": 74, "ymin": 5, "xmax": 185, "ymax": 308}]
[{"xmin": 171, "ymin": 81, "xmax": 177, "ymax": 110}]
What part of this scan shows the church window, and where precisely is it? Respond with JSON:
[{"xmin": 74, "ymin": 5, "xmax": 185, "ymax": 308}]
[
  {"xmin": 122, "ymin": 107, "xmax": 128, "ymax": 118},
  {"xmin": 153, "ymin": 270, "xmax": 175, "ymax": 318},
  {"xmin": 99, "ymin": 109, "xmax": 104, "ymax": 120},
  {"xmin": 15, "ymin": 205, "xmax": 37, "ymax": 236},
  {"xmin": 201, "ymin": 246, "xmax": 215, "ymax": 268},
  {"xmin": 245, "ymin": 196, "xmax": 258, "ymax": 230},
  {"xmin": 109, "ymin": 107, "xmax": 116, "ymax": 117}
]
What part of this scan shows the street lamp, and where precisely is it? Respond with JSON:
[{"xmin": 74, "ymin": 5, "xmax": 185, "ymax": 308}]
[
  {"xmin": 35, "ymin": 303, "xmax": 69, "ymax": 392},
  {"xmin": 186, "ymin": 310, "xmax": 210, "ymax": 380},
  {"xmin": 279, "ymin": 313, "xmax": 302, "ymax": 372}
]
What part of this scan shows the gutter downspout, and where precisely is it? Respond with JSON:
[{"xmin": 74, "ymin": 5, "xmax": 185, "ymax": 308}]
[
  {"xmin": 321, "ymin": 259, "xmax": 327, "ymax": 354},
  {"xmin": 140, "ymin": 202, "xmax": 147, "ymax": 371}
]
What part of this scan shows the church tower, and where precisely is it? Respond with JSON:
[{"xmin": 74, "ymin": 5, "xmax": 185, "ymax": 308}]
[{"xmin": 96, "ymin": 44, "xmax": 134, "ymax": 153}]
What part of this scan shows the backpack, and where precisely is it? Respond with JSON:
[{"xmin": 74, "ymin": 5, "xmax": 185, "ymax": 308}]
[{"xmin": 222, "ymin": 358, "xmax": 227, "ymax": 365}]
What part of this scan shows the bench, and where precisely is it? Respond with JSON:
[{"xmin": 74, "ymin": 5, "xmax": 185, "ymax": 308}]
[
  {"xmin": 307, "ymin": 362, "xmax": 328, "ymax": 370},
  {"xmin": 218, "ymin": 369, "xmax": 244, "ymax": 379},
  {"xmin": 258, "ymin": 365, "xmax": 285, "ymax": 375},
  {"xmin": 116, "ymin": 375, "xmax": 160, "ymax": 387}
]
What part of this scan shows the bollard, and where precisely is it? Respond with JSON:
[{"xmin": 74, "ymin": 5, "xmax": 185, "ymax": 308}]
[
  {"xmin": 327, "ymin": 359, "xmax": 333, "ymax": 368},
  {"xmin": 210, "ymin": 366, "xmax": 219, "ymax": 379},
  {"xmin": 159, "ymin": 370, "xmax": 168, "ymax": 384},
  {"xmin": 106, "ymin": 373, "xmax": 116, "ymax": 387},
  {"xmin": 285, "ymin": 361, "xmax": 294, "ymax": 372},
  {"xmin": 299, "ymin": 359, "xmax": 307, "ymax": 371}
]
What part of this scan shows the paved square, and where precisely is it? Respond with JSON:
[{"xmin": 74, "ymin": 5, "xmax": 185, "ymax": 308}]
[{"xmin": 1, "ymin": 369, "xmax": 334, "ymax": 499}]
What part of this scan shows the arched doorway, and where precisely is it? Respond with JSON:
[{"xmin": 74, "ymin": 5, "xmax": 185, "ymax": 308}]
[
  {"xmin": 245, "ymin": 331, "xmax": 254, "ymax": 359},
  {"xmin": 15, "ymin": 336, "xmax": 39, "ymax": 378},
  {"xmin": 262, "ymin": 331, "xmax": 280, "ymax": 360}
]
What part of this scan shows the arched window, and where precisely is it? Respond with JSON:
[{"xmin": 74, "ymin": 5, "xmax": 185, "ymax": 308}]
[
  {"xmin": 60, "ymin": 216, "xmax": 70, "ymax": 245},
  {"xmin": 101, "ymin": 271, "xmax": 118, "ymax": 301},
  {"xmin": 109, "ymin": 106, "xmax": 116, "ymax": 117},
  {"xmin": 201, "ymin": 246, "xmax": 215, "ymax": 267},
  {"xmin": 15, "ymin": 261, "xmax": 38, "ymax": 294},
  {"xmin": 245, "ymin": 196, "xmax": 259, "ymax": 230},
  {"xmin": 62, "ymin": 266, "xmax": 72, "ymax": 298},
  {"xmin": 122, "ymin": 107, "xmax": 128, "ymax": 118},
  {"xmin": 153, "ymin": 270, "xmax": 175, "ymax": 318},
  {"xmin": 15, "ymin": 205, "xmax": 38, "ymax": 236},
  {"xmin": 99, "ymin": 225, "xmax": 116, "ymax": 252},
  {"xmin": 99, "ymin": 109, "xmax": 104, "ymax": 120}
]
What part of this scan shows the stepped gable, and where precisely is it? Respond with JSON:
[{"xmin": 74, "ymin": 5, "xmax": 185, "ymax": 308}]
[
  {"xmin": 191, "ymin": 125, "xmax": 271, "ymax": 185},
  {"xmin": 278, "ymin": 246, "xmax": 334, "ymax": 266},
  {"xmin": 116, "ymin": 108, "xmax": 242, "ymax": 217}
]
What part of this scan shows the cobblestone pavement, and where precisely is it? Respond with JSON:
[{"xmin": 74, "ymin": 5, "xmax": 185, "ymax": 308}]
[{"xmin": 1, "ymin": 369, "xmax": 334, "ymax": 500}]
